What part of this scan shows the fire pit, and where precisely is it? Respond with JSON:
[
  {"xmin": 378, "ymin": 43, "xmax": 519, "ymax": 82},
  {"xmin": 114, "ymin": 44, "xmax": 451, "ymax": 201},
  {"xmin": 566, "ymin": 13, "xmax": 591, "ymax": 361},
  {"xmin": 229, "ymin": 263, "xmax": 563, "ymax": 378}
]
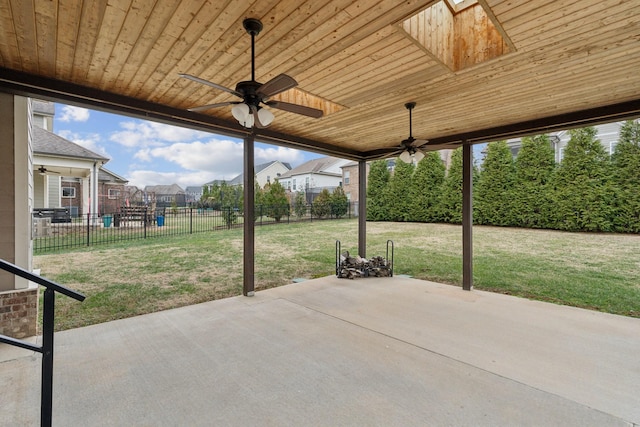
[{"xmin": 335, "ymin": 240, "xmax": 394, "ymax": 279}]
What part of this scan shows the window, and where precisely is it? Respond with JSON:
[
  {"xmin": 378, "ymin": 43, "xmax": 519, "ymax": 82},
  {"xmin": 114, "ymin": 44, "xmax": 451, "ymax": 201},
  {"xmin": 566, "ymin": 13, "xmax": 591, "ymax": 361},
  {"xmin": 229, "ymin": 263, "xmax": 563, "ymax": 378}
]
[
  {"xmin": 305, "ymin": 177, "xmax": 310, "ymax": 189},
  {"xmin": 344, "ymin": 171, "xmax": 350, "ymax": 185},
  {"xmin": 62, "ymin": 187, "xmax": 75, "ymax": 198},
  {"xmin": 108, "ymin": 188, "xmax": 120, "ymax": 199},
  {"xmin": 293, "ymin": 179, "xmax": 297, "ymax": 191}
]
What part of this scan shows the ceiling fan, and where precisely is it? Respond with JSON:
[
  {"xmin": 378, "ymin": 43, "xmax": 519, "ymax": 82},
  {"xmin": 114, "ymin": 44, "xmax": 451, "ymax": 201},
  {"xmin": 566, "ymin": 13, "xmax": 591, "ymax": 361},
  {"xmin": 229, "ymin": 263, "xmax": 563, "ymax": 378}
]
[
  {"xmin": 180, "ymin": 18, "xmax": 323, "ymax": 129},
  {"xmin": 38, "ymin": 166, "xmax": 60, "ymax": 175},
  {"xmin": 389, "ymin": 102, "xmax": 428, "ymax": 163}
]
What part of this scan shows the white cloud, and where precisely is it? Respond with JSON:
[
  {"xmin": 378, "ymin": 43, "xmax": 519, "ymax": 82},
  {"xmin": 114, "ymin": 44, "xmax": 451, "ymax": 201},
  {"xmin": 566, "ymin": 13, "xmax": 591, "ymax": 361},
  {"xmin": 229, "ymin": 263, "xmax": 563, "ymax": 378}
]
[
  {"xmin": 57, "ymin": 130, "xmax": 111, "ymax": 159},
  {"xmin": 110, "ymin": 120, "xmax": 209, "ymax": 148},
  {"xmin": 148, "ymin": 139, "xmax": 242, "ymax": 172},
  {"xmin": 58, "ymin": 106, "xmax": 90, "ymax": 122},
  {"xmin": 255, "ymin": 146, "xmax": 305, "ymax": 166}
]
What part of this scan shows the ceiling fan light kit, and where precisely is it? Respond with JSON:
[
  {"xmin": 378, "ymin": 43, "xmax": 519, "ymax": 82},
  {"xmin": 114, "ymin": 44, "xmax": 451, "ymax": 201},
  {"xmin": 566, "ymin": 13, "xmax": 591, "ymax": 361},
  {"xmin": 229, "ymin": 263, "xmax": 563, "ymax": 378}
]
[
  {"xmin": 181, "ymin": 18, "xmax": 322, "ymax": 129},
  {"xmin": 393, "ymin": 102, "xmax": 429, "ymax": 163}
]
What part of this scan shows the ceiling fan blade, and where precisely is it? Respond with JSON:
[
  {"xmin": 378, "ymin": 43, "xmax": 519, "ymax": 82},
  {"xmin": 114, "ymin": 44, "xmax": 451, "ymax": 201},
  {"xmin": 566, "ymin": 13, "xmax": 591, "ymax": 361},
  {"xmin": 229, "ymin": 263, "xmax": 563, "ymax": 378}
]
[
  {"xmin": 266, "ymin": 101, "xmax": 323, "ymax": 118},
  {"xmin": 257, "ymin": 74, "xmax": 298, "ymax": 98},
  {"xmin": 187, "ymin": 101, "xmax": 239, "ymax": 112},
  {"xmin": 179, "ymin": 73, "xmax": 243, "ymax": 98}
]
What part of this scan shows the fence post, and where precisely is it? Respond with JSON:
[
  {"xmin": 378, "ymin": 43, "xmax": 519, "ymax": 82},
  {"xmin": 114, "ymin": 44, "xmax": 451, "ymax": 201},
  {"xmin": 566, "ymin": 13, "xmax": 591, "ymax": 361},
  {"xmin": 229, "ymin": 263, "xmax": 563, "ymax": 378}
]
[
  {"xmin": 86, "ymin": 213, "xmax": 90, "ymax": 247},
  {"xmin": 190, "ymin": 208, "xmax": 193, "ymax": 234},
  {"xmin": 144, "ymin": 211, "xmax": 147, "ymax": 239}
]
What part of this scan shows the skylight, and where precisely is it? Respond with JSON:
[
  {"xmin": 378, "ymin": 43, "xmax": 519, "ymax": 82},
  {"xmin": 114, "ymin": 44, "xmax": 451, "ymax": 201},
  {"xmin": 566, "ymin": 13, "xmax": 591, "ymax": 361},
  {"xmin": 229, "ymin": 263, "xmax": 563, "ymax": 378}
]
[{"xmin": 401, "ymin": 0, "xmax": 511, "ymax": 72}]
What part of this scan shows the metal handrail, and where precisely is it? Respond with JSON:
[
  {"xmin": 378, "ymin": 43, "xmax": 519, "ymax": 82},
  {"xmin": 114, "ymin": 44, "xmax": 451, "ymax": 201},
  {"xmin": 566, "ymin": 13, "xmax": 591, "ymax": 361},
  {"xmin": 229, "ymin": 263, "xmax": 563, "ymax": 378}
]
[{"xmin": 0, "ymin": 258, "xmax": 85, "ymax": 427}]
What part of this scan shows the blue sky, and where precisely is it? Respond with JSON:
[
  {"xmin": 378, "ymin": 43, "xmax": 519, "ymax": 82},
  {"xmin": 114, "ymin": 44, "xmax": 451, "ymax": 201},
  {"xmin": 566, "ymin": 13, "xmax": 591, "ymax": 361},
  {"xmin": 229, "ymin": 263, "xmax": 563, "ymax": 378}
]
[{"xmin": 53, "ymin": 103, "xmax": 323, "ymax": 189}]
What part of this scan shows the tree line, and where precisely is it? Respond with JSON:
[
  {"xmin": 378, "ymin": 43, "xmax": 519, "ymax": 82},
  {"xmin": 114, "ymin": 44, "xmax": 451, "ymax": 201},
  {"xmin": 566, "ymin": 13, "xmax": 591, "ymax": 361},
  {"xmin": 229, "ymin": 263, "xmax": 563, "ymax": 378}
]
[
  {"xmin": 199, "ymin": 179, "xmax": 350, "ymax": 224},
  {"xmin": 367, "ymin": 121, "xmax": 640, "ymax": 233}
]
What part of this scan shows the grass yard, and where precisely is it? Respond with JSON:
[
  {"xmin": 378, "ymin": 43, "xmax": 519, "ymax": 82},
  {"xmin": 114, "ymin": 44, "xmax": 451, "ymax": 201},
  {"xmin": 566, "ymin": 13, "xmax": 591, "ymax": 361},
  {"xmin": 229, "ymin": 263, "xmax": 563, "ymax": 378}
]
[{"xmin": 33, "ymin": 219, "xmax": 640, "ymax": 331}]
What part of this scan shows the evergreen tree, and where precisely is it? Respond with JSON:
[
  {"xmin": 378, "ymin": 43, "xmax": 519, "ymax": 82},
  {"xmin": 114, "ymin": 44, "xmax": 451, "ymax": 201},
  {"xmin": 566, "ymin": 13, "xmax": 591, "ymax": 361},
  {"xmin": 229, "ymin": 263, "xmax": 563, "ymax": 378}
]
[
  {"xmin": 409, "ymin": 152, "xmax": 445, "ymax": 222},
  {"xmin": 366, "ymin": 160, "xmax": 391, "ymax": 221},
  {"xmin": 474, "ymin": 141, "xmax": 515, "ymax": 226},
  {"xmin": 262, "ymin": 180, "xmax": 289, "ymax": 222},
  {"xmin": 439, "ymin": 148, "xmax": 464, "ymax": 223},
  {"xmin": 311, "ymin": 188, "xmax": 332, "ymax": 218},
  {"xmin": 511, "ymin": 134, "xmax": 555, "ymax": 228},
  {"xmin": 330, "ymin": 186, "xmax": 349, "ymax": 218},
  {"xmin": 549, "ymin": 127, "xmax": 613, "ymax": 231},
  {"xmin": 386, "ymin": 159, "xmax": 414, "ymax": 221},
  {"xmin": 293, "ymin": 191, "xmax": 307, "ymax": 218},
  {"xmin": 254, "ymin": 180, "xmax": 264, "ymax": 221},
  {"xmin": 611, "ymin": 120, "xmax": 640, "ymax": 232}
]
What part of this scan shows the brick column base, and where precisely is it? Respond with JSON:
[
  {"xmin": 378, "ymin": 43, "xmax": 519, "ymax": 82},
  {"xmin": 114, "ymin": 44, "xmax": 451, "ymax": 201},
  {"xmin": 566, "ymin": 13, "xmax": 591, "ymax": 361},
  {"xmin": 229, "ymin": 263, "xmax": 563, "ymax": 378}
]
[{"xmin": 0, "ymin": 286, "xmax": 38, "ymax": 339}]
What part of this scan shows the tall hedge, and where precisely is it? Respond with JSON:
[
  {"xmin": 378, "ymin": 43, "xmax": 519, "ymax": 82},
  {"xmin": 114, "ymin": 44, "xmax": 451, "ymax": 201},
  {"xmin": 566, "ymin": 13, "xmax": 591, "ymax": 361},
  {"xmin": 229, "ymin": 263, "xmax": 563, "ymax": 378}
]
[
  {"xmin": 409, "ymin": 152, "xmax": 445, "ymax": 222},
  {"xmin": 611, "ymin": 120, "xmax": 640, "ymax": 232},
  {"xmin": 549, "ymin": 127, "xmax": 613, "ymax": 231},
  {"xmin": 439, "ymin": 148, "xmax": 464, "ymax": 223},
  {"xmin": 474, "ymin": 141, "xmax": 515, "ymax": 226},
  {"xmin": 386, "ymin": 158, "xmax": 415, "ymax": 221},
  {"xmin": 366, "ymin": 159, "xmax": 391, "ymax": 221},
  {"xmin": 511, "ymin": 135, "xmax": 555, "ymax": 228}
]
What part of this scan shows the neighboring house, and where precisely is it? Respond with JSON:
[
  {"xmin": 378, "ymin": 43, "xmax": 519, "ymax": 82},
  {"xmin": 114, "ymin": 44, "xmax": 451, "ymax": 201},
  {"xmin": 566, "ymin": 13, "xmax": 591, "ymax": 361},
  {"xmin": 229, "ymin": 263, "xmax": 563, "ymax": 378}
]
[
  {"xmin": 32, "ymin": 121, "xmax": 109, "ymax": 217},
  {"xmin": 98, "ymin": 169, "xmax": 129, "ymax": 214},
  {"xmin": 58, "ymin": 168, "xmax": 128, "ymax": 216},
  {"xmin": 503, "ymin": 122, "xmax": 626, "ymax": 162},
  {"xmin": 278, "ymin": 156, "xmax": 351, "ymax": 203},
  {"xmin": 340, "ymin": 162, "xmax": 367, "ymax": 205},
  {"xmin": 226, "ymin": 160, "xmax": 292, "ymax": 188},
  {"xmin": 202, "ymin": 160, "xmax": 292, "ymax": 194},
  {"xmin": 185, "ymin": 186, "xmax": 203, "ymax": 205},
  {"xmin": 144, "ymin": 184, "xmax": 186, "ymax": 208}
]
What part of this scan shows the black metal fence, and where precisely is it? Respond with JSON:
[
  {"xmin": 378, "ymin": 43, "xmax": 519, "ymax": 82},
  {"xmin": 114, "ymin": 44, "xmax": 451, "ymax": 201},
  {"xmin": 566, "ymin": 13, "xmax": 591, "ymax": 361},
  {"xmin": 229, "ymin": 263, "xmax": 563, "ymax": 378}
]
[{"xmin": 32, "ymin": 203, "xmax": 359, "ymax": 253}]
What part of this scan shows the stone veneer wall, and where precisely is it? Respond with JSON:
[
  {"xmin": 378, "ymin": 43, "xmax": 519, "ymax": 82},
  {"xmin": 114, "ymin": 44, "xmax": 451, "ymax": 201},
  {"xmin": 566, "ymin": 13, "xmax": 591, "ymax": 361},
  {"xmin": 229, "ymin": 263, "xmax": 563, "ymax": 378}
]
[{"xmin": 0, "ymin": 287, "xmax": 38, "ymax": 339}]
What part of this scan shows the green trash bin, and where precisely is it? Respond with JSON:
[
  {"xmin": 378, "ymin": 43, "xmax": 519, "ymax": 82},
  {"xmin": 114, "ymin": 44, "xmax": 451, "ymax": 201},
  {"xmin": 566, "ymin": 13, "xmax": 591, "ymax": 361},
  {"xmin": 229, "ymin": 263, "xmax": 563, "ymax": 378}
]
[
  {"xmin": 103, "ymin": 215, "xmax": 112, "ymax": 227},
  {"xmin": 157, "ymin": 215, "xmax": 165, "ymax": 227}
]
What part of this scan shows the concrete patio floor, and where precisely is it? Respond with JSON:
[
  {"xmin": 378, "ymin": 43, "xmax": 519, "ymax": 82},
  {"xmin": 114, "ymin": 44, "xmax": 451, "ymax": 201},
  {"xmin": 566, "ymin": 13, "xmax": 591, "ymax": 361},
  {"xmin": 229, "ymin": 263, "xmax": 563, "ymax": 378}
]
[{"xmin": 1, "ymin": 276, "xmax": 639, "ymax": 426}]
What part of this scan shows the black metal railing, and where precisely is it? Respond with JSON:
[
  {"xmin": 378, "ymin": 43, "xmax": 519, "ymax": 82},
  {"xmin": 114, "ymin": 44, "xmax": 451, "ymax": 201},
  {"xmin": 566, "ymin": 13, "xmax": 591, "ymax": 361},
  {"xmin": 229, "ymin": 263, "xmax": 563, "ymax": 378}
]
[
  {"xmin": 0, "ymin": 259, "xmax": 85, "ymax": 427},
  {"xmin": 33, "ymin": 203, "xmax": 358, "ymax": 253}
]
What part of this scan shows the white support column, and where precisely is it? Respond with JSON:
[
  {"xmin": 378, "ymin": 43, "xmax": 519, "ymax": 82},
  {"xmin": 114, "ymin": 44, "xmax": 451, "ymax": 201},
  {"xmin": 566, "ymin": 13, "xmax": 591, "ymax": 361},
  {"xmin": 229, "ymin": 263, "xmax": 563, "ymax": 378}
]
[
  {"xmin": 90, "ymin": 162, "xmax": 99, "ymax": 224},
  {"xmin": 0, "ymin": 93, "xmax": 32, "ymax": 291},
  {"xmin": 81, "ymin": 175, "xmax": 90, "ymax": 217}
]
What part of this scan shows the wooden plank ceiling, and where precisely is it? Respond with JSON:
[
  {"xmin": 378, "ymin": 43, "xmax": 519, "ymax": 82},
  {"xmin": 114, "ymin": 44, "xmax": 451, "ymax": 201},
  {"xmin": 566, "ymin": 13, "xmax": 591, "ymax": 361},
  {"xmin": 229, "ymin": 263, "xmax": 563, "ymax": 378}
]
[{"xmin": 0, "ymin": 0, "xmax": 639, "ymax": 159}]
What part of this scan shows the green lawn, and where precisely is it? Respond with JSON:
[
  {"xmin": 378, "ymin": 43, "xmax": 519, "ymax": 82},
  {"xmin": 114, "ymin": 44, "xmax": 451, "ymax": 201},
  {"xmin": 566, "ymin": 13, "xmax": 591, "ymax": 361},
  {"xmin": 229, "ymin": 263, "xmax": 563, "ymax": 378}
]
[{"xmin": 34, "ymin": 219, "xmax": 640, "ymax": 331}]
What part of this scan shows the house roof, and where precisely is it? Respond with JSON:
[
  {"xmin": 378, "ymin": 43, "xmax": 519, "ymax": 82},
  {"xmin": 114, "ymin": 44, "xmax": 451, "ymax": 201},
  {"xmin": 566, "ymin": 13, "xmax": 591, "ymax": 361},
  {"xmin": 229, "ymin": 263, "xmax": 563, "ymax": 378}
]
[
  {"xmin": 2, "ymin": 2, "xmax": 639, "ymax": 160},
  {"xmin": 278, "ymin": 157, "xmax": 344, "ymax": 179},
  {"xmin": 144, "ymin": 184, "xmax": 185, "ymax": 195},
  {"xmin": 227, "ymin": 160, "xmax": 292, "ymax": 186},
  {"xmin": 32, "ymin": 126, "xmax": 109, "ymax": 162},
  {"xmin": 98, "ymin": 167, "xmax": 128, "ymax": 184},
  {"xmin": 185, "ymin": 186, "xmax": 203, "ymax": 193}
]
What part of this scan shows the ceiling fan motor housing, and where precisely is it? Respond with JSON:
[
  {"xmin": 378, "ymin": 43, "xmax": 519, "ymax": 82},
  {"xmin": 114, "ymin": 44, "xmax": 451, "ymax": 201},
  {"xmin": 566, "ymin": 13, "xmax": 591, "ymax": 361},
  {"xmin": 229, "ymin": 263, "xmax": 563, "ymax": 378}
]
[{"xmin": 235, "ymin": 80, "xmax": 262, "ymax": 106}]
